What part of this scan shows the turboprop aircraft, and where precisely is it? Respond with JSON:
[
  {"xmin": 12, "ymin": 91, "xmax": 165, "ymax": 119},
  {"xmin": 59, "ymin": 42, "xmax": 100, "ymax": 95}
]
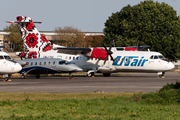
[
  {"xmin": 16, "ymin": 58, "xmax": 82, "ymax": 79},
  {"xmin": 6, "ymin": 16, "xmax": 175, "ymax": 78},
  {"xmin": 0, "ymin": 46, "xmax": 22, "ymax": 81}
]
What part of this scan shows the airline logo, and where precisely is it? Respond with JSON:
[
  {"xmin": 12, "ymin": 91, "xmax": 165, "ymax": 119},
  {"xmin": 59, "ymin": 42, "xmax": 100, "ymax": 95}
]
[{"xmin": 112, "ymin": 56, "xmax": 148, "ymax": 67}]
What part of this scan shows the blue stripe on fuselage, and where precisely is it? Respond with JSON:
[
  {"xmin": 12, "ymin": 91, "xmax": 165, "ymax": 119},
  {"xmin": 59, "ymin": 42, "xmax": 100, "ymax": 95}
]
[
  {"xmin": 19, "ymin": 66, "xmax": 59, "ymax": 73},
  {"xmin": 112, "ymin": 56, "xmax": 148, "ymax": 67}
]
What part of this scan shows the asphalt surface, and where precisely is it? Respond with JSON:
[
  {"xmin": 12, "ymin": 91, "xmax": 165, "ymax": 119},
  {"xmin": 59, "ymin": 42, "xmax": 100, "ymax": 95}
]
[{"xmin": 0, "ymin": 72, "xmax": 179, "ymax": 93}]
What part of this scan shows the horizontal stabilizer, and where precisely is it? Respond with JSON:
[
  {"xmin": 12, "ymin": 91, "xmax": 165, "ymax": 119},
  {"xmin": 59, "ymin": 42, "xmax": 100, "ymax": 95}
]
[
  {"xmin": 6, "ymin": 21, "xmax": 42, "ymax": 24},
  {"xmin": 55, "ymin": 47, "xmax": 91, "ymax": 55}
]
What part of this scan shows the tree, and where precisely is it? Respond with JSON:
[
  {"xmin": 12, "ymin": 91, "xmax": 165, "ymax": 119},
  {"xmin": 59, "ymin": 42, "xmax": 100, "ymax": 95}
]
[
  {"xmin": 91, "ymin": 35, "xmax": 104, "ymax": 47},
  {"xmin": 104, "ymin": 0, "xmax": 180, "ymax": 61},
  {"xmin": 53, "ymin": 26, "xmax": 85, "ymax": 47},
  {"xmin": 4, "ymin": 23, "xmax": 23, "ymax": 51},
  {"xmin": 84, "ymin": 35, "xmax": 104, "ymax": 47}
]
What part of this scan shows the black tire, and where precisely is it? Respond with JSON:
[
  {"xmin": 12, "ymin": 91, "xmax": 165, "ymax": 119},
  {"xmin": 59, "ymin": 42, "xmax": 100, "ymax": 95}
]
[
  {"xmin": 103, "ymin": 73, "xmax": 110, "ymax": 77},
  {"xmin": 4, "ymin": 78, "xmax": 8, "ymax": 81},
  {"xmin": 21, "ymin": 75, "xmax": 25, "ymax": 79},
  {"xmin": 35, "ymin": 74, "xmax": 40, "ymax": 79},
  {"xmin": 87, "ymin": 72, "xmax": 94, "ymax": 77}
]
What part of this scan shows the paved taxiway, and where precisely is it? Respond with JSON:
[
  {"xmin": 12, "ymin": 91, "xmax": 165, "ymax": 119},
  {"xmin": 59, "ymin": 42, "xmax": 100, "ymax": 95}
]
[{"xmin": 0, "ymin": 72, "xmax": 179, "ymax": 93}]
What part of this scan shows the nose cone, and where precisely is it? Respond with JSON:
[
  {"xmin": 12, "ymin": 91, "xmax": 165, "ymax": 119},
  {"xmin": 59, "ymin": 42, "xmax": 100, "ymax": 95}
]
[
  {"xmin": 167, "ymin": 62, "xmax": 174, "ymax": 71},
  {"xmin": 13, "ymin": 63, "xmax": 22, "ymax": 72}
]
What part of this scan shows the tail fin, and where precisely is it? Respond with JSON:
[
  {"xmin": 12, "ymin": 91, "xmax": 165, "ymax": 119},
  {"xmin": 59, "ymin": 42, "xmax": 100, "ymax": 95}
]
[{"xmin": 7, "ymin": 16, "xmax": 53, "ymax": 58}]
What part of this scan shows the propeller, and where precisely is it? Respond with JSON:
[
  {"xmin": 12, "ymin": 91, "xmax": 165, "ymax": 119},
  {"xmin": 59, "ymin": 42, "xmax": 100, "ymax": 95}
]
[
  {"xmin": 102, "ymin": 40, "xmax": 115, "ymax": 65},
  {"xmin": 137, "ymin": 38, "xmax": 140, "ymax": 51}
]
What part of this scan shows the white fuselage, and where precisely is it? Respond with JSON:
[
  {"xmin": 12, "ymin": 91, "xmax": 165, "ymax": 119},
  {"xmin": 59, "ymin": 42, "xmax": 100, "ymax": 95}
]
[
  {"xmin": 0, "ymin": 52, "xmax": 22, "ymax": 74},
  {"xmin": 36, "ymin": 49, "xmax": 174, "ymax": 73}
]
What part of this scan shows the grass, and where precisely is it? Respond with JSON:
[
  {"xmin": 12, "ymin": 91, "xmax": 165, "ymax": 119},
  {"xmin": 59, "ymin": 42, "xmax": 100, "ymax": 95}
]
[
  {"xmin": 0, "ymin": 92, "xmax": 133, "ymax": 101},
  {"xmin": 0, "ymin": 91, "xmax": 180, "ymax": 119}
]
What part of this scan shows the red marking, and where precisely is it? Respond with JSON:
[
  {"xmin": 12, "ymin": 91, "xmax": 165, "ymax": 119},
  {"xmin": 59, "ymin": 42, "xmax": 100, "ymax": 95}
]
[
  {"xmin": 90, "ymin": 48, "xmax": 107, "ymax": 60},
  {"xmin": 20, "ymin": 52, "xmax": 26, "ymax": 58},
  {"xmin": 124, "ymin": 47, "xmax": 138, "ymax": 51},
  {"xmin": 27, "ymin": 51, "xmax": 37, "ymax": 58},
  {"xmin": 26, "ymin": 21, "xmax": 35, "ymax": 31},
  {"xmin": 25, "ymin": 33, "xmax": 38, "ymax": 48},
  {"xmin": 17, "ymin": 16, "xmax": 23, "ymax": 21},
  {"xmin": 42, "ymin": 44, "xmax": 53, "ymax": 52},
  {"xmin": 6, "ymin": 21, "xmax": 14, "ymax": 23},
  {"xmin": 40, "ymin": 34, "xmax": 49, "ymax": 42}
]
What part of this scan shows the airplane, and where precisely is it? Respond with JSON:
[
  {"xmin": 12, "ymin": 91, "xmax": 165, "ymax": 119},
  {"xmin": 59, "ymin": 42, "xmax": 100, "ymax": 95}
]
[
  {"xmin": 0, "ymin": 46, "xmax": 22, "ymax": 81},
  {"xmin": 6, "ymin": 16, "xmax": 175, "ymax": 78},
  {"xmin": 16, "ymin": 58, "xmax": 82, "ymax": 79}
]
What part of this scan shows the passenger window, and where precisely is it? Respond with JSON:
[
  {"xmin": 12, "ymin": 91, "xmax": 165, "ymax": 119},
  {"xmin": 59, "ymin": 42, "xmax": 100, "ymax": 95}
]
[
  {"xmin": 69, "ymin": 57, "xmax": 71, "ymax": 60},
  {"xmin": 44, "ymin": 62, "xmax": 46, "ymax": 65},
  {"xmin": 39, "ymin": 62, "xmax": 41, "ymax": 65},
  {"xmin": 65, "ymin": 56, "xmax": 67, "ymax": 59},
  {"xmin": 53, "ymin": 61, "xmax": 56, "ymax": 65},
  {"xmin": 31, "ymin": 62, "xmax": 33, "ymax": 65},
  {"xmin": 154, "ymin": 56, "xmax": 158, "ymax": 59},
  {"xmin": 73, "ymin": 57, "xmax": 75, "ymax": 60},
  {"xmin": 76, "ymin": 57, "xmax": 78, "ymax": 60},
  {"xmin": 35, "ymin": 62, "xmax": 37, "ymax": 65},
  {"xmin": 0, "ymin": 56, "xmax": 3, "ymax": 59},
  {"xmin": 48, "ymin": 62, "xmax": 51, "ymax": 65},
  {"xmin": 150, "ymin": 55, "xmax": 153, "ymax": 59}
]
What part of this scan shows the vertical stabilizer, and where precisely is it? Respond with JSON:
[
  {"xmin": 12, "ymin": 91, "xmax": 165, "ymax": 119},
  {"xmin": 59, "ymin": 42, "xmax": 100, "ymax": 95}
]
[{"xmin": 15, "ymin": 16, "xmax": 53, "ymax": 58}]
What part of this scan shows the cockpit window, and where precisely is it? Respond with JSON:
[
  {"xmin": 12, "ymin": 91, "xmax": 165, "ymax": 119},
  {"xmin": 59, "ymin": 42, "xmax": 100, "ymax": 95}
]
[
  {"xmin": 59, "ymin": 61, "xmax": 71, "ymax": 65},
  {"xmin": 154, "ymin": 56, "xmax": 158, "ymax": 59},
  {"xmin": 4, "ymin": 56, "xmax": 11, "ymax": 60},
  {"xmin": 0, "ymin": 56, "xmax": 3, "ymax": 59},
  {"xmin": 150, "ymin": 55, "xmax": 153, "ymax": 59},
  {"xmin": 158, "ymin": 55, "xmax": 165, "ymax": 59}
]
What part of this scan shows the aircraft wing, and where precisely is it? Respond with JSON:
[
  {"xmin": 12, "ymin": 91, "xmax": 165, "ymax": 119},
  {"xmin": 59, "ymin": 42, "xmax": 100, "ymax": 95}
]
[
  {"xmin": 55, "ymin": 47, "xmax": 92, "ymax": 55},
  {"xmin": 16, "ymin": 60, "xmax": 28, "ymax": 67},
  {"xmin": 128, "ymin": 45, "xmax": 151, "ymax": 51},
  {"xmin": 54, "ymin": 46, "xmax": 141, "ymax": 60}
]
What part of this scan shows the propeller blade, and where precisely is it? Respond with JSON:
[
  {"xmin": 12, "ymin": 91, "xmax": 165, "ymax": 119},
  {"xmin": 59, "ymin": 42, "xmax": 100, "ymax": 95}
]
[
  {"xmin": 110, "ymin": 54, "xmax": 114, "ymax": 61},
  {"xmin": 102, "ymin": 43, "xmax": 108, "ymax": 52},
  {"xmin": 103, "ymin": 56, "xmax": 108, "ymax": 65},
  {"xmin": 109, "ymin": 40, "xmax": 114, "ymax": 51}
]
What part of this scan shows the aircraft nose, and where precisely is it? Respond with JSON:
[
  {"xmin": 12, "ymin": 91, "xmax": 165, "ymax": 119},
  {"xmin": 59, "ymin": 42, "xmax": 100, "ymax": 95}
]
[
  {"xmin": 14, "ymin": 63, "xmax": 22, "ymax": 72},
  {"xmin": 167, "ymin": 62, "xmax": 174, "ymax": 70}
]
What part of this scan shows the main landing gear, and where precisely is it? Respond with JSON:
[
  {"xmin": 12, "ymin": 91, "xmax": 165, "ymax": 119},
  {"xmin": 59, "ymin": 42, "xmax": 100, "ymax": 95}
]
[
  {"xmin": 68, "ymin": 73, "xmax": 74, "ymax": 79},
  {"xmin": 158, "ymin": 72, "xmax": 165, "ymax": 78},
  {"xmin": 87, "ymin": 70, "xmax": 95, "ymax": 77},
  {"xmin": 3, "ymin": 74, "xmax": 11, "ymax": 81}
]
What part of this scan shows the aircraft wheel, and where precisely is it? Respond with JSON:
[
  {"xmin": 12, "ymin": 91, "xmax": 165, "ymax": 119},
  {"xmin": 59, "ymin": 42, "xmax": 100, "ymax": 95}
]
[
  {"xmin": 21, "ymin": 75, "xmax": 25, "ymax": 79},
  {"xmin": 103, "ymin": 73, "xmax": 110, "ymax": 77},
  {"xmin": 3, "ymin": 78, "xmax": 8, "ymax": 81},
  {"xmin": 35, "ymin": 74, "xmax": 40, "ymax": 79},
  {"xmin": 87, "ymin": 72, "xmax": 94, "ymax": 77},
  {"xmin": 158, "ymin": 75, "xmax": 165, "ymax": 78}
]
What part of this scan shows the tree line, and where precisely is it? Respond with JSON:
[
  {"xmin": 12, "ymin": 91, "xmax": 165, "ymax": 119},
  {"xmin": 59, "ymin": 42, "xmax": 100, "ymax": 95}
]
[{"xmin": 4, "ymin": 0, "xmax": 180, "ymax": 61}]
